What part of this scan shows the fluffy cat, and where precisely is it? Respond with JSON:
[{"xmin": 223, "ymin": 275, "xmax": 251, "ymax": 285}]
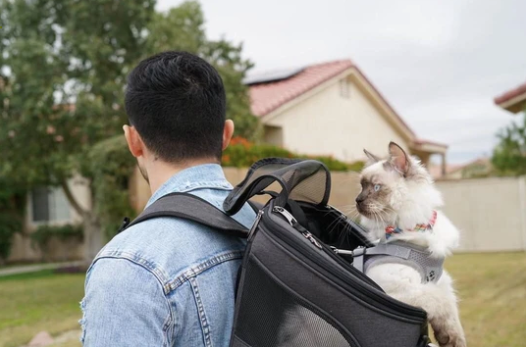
[{"xmin": 356, "ymin": 142, "xmax": 466, "ymax": 347}]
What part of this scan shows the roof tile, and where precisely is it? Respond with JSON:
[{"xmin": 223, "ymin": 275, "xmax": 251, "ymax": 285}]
[
  {"xmin": 494, "ymin": 81, "xmax": 526, "ymax": 105},
  {"xmin": 249, "ymin": 60, "xmax": 354, "ymax": 116}
]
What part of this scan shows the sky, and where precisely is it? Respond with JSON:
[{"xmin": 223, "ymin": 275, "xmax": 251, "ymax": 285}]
[{"xmin": 157, "ymin": 0, "xmax": 526, "ymax": 164}]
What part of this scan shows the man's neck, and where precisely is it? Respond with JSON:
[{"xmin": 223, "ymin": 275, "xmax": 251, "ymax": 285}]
[{"xmin": 146, "ymin": 158, "xmax": 219, "ymax": 195}]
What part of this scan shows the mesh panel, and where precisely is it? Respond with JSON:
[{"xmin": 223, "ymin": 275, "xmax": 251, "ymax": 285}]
[
  {"xmin": 288, "ymin": 169, "xmax": 329, "ymax": 206},
  {"xmin": 225, "ymin": 159, "xmax": 330, "ymax": 215},
  {"xmin": 234, "ymin": 257, "xmax": 352, "ymax": 347}
]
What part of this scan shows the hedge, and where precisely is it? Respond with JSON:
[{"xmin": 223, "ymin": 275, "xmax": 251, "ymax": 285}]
[
  {"xmin": 30, "ymin": 224, "xmax": 84, "ymax": 250},
  {"xmin": 222, "ymin": 137, "xmax": 363, "ymax": 172}
]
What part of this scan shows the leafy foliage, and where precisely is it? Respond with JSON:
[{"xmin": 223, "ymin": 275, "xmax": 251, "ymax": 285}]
[
  {"xmin": 347, "ymin": 160, "xmax": 366, "ymax": 172},
  {"xmin": 0, "ymin": 0, "xmax": 257, "ymax": 256},
  {"xmin": 88, "ymin": 136, "xmax": 136, "ymax": 239},
  {"xmin": 0, "ymin": 178, "xmax": 25, "ymax": 263},
  {"xmin": 0, "ymin": 214, "xmax": 21, "ymax": 264},
  {"xmin": 492, "ymin": 111, "xmax": 526, "ymax": 176},
  {"xmin": 0, "ymin": 0, "xmax": 156, "ymax": 186},
  {"xmin": 30, "ymin": 223, "xmax": 83, "ymax": 261},
  {"xmin": 30, "ymin": 223, "xmax": 83, "ymax": 247}
]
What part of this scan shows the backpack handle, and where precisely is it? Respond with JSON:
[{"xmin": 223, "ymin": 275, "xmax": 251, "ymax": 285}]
[{"xmin": 223, "ymin": 158, "xmax": 331, "ymax": 215}]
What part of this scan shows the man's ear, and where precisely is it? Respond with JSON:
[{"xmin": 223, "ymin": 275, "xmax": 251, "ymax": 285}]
[
  {"xmin": 363, "ymin": 149, "xmax": 380, "ymax": 166},
  {"xmin": 123, "ymin": 125, "xmax": 145, "ymax": 158},
  {"xmin": 222, "ymin": 120, "xmax": 235, "ymax": 150},
  {"xmin": 388, "ymin": 141, "xmax": 410, "ymax": 176}
]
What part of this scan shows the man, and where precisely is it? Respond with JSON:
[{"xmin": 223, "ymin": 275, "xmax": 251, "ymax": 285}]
[{"xmin": 80, "ymin": 51, "xmax": 256, "ymax": 346}]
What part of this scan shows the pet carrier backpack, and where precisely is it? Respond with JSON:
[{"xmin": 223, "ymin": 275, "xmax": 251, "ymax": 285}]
[{"xmin": 120, "ymin": 158, "xmax": 432, "ymax": 347}]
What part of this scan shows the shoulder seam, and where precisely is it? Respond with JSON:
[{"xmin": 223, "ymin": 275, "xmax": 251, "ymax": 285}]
[
  {"xmin": 94, "ymin": 249, "xmax": 245, "ymax": 295},
  {"xmin": 93, "ymin": 251, "xmax": 169, "ymax": 292},
  {"xmin": 166, "ymin": 250, "xmax": 244, "ymax": 293}
]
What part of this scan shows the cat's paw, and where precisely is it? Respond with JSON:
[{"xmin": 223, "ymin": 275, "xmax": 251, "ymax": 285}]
[{"xmin": 434, "ymin": 329, "xmax": 466, "ymax": 347}]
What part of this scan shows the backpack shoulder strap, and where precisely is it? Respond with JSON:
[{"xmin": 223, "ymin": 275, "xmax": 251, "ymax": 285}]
[{"xmin": 122, "ymin": 192, "xmax": 249, "ymax": 238}]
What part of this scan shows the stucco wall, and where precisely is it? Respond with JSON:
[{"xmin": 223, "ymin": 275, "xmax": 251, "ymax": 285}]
[
  {"xmin": 436, "ymin": 177, "xmax": 526, "ymax": 252},
  {"xmin": 131, "ymin": 169, "xmax": 526, "ymax": 253},
  {"xmin": 263, "ymin": 77, "xmax": 410, "ymax": 162}
]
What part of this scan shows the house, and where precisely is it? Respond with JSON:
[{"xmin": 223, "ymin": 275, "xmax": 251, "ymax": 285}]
[
  {"xmin": 8, "ymin": 177, "xmax": 89, "ymax": 263},
  {"xmin": 427, "ymin": 163, "xmax": 463, "ymax": 180},
  {"xmin": 246, "ymin": 60, "xmax": 448, "ymax": 170},
  {"xmin": 10, "ymin": 59, "xmax": 449, "ymax": 263},
  {"xmin": 428, "ymin": 158, "xmax": 492, "ymax": 180},
  {"xmin": 494, "ymin": 80, "xmax": 526, "ymax": 113}
]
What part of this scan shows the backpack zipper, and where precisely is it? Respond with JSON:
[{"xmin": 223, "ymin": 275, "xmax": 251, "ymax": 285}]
[
  {"xmin": 273, "ymin": 206, "xmax": 322, "ymax": 249},
  {"xmin": 247, "ymin": 210, "xmax": 264, "ymax": 241}
]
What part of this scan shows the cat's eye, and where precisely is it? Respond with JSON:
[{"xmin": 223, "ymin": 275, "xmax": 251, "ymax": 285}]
[{"xmin": 374, "ymin": 184, "xmax": 381, "ymax": 192}]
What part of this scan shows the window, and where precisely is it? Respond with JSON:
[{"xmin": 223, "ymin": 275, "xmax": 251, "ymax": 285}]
[
  {"xmin": 31, "ymin": 187, "xmax": 71, "ymax": 223},
  {"xmin": 339, "ymin": 79, "xmax": 351, "ymax": 98}
]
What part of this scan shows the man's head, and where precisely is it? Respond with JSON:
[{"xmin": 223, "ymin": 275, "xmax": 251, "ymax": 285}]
[{"xmin": 123, "ymin": 51, "xmax": 234, "ymax": 181}]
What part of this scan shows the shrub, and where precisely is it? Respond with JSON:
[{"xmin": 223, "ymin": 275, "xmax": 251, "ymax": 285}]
[
  {"xmin": 0, "ymin": 215, "xmax": 21, "ymax": 265},
  {"xmin": 30, "ymin": 224, "xmax": 84, "ymax": 250},
  {"xmin": 0, "ymin": 179, "xmax": 25, "ymax": 264},
  {"xmin": 223, "ymin": 137, "xmax": 362, "ymax": 172},
  {"xmin": 347, "ymin": 160, "xmax": 365, "ymax": 172}
]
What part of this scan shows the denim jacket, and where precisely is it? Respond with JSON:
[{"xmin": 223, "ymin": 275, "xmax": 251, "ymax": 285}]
[{"xmin": 80, "ymin": 164, "xmax": 256, "ymax": 347}]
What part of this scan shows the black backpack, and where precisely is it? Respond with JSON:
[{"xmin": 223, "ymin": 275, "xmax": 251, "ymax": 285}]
[{"xmin": 120, "ymin": 158, "xmax": 431, "ymax": 347}]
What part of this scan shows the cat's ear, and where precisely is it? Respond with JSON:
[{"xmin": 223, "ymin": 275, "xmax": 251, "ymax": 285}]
[
  {"xmin": 387, "ymin": 142, "xmax": 410, "ymax": 176},
  {"xmin": 363, "ymin": 149, "xmax": 380, "ymax": 166}
]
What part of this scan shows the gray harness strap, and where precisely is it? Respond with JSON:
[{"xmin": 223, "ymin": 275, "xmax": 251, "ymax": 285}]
[{"xmin": 352, "ymin": 241, "xmax": 444, "ymax": 283}]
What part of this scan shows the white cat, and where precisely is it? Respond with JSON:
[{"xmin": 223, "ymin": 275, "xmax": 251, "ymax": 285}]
[{"xmin": 356, "ymin": 142, "xmax": 466, "ymax": 347}]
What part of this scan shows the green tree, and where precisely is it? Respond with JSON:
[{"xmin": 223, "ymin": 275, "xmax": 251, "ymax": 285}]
[
  {"xmin": 0, "ymin": 0, "xmax": 257, "ymax": 262},
  {"xmin": 492, "ymin": 110, "xmax": 526, "ymax": 176}
]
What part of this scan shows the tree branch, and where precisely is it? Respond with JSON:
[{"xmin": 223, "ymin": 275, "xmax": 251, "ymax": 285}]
[{"xmin": 60, "ymin": 179, "xmax": 87, "ymax": 217}]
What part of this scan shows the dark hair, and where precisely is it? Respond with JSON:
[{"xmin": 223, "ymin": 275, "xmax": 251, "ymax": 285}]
[{"xmin": 125, "ymin": 51, "xmax": 226, "ymax": 162}]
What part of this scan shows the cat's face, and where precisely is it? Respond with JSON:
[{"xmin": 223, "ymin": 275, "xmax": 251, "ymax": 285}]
[
  {"xmin": 356, "ymin": 142, "xmax": 422, "ymax": 220},
  {"xmin": 355, "ymin": 161, "xmax": 403, "ymax": 219}
]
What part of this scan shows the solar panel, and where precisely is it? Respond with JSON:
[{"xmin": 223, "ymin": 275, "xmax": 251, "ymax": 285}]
[{"xmin": 243, "ymin": 67, "xmax": 305, "ymax": 85}]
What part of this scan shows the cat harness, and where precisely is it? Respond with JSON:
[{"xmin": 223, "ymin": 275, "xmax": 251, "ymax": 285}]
[{"xmin": 334, "ymin": 211, "xmax": 444, "ymax": 283}]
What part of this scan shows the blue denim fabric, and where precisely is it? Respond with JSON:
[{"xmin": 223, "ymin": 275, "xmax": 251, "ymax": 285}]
[{"xmin": 80, "ymin": 164, "xmax": 256, "ymax": 347}]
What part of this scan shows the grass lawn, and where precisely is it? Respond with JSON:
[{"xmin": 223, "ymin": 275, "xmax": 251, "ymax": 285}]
[
  {"xmin": 0, "ymin": 270, "xmax": 84, "ymax": 347},
  {"xmin": 0, "ymin": 252, "xmax": 525, "ymax": 347},
  {"xmin": 446, "ymin": 252, "xmax": 526, "ymax": 347}
]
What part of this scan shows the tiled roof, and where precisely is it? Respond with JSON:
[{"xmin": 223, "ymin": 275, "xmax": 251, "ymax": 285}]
[
  {"xmin": 247, "ymin": 59, "xmax": 418, "ymax": 138},
  {"xmin": 248, "ymin": 60, "xmax": 354, "ymax": 117},
  {"xmin": 494, "ymin": 81, "xmax": 526, "ymax": 105}
]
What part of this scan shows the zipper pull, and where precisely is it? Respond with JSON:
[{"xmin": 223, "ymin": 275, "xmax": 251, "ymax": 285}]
[
  {"xmin": 273, "ymin": 206, "xmax": 322, "ymax": 249},
  {"xmin": 330, "ymin": 246, "xmax": 355, "ymax": 255},
  {"xmin": 273, "ymin": 206, "xmax": 297, "ymax": 225},
  {"xmin": 303, "ymin": 232, "xmax": 323, "ymax": 249},
  {"xmin": 247, "ymin": 210, "xmax": 264, "ymax": 240}
]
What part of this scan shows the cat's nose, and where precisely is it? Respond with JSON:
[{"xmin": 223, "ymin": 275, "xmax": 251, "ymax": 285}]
[{"xmin": 355, "ymin": 195, "xmax": 366, "ymax": 204}]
